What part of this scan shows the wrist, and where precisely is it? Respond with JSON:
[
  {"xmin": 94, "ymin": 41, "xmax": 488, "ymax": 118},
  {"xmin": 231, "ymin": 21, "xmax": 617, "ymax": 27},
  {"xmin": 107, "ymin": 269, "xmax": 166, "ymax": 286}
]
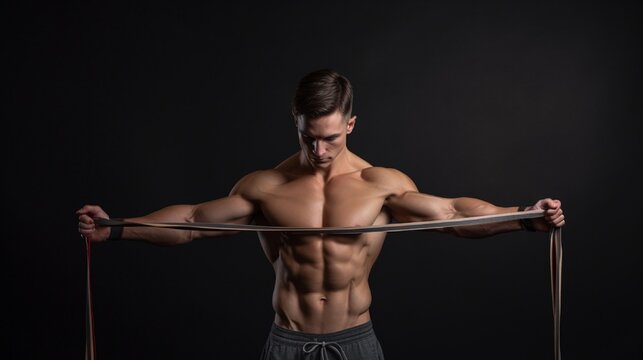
[
  {"xmin": 107, "ymin": 218, "xmax": 124, "ymax": 240},
  {"xmin": 517, "ymin": 206, "xmax": 537, "ymax": 232}
]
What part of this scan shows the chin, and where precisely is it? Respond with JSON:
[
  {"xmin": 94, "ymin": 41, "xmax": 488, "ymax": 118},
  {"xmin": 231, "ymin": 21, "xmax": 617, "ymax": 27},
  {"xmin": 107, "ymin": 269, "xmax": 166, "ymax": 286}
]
[{"xmin": 310, "ymin": 159, "xmax": 331, "ymax": 168}]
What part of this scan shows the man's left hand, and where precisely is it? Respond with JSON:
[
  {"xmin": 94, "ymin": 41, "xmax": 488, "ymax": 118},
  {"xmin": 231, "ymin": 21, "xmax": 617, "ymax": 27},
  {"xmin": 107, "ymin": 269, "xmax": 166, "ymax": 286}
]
[{"xmin": 525, "ymin": 198, "xmax": 565, "ymax": 231}]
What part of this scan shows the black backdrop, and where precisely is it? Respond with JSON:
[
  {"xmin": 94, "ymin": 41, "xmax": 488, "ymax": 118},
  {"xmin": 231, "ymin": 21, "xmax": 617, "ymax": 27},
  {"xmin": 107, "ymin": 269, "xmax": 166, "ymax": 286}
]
[{"xmin": 5, "ymin": 1, "xmax": 642, "ymax": 359}]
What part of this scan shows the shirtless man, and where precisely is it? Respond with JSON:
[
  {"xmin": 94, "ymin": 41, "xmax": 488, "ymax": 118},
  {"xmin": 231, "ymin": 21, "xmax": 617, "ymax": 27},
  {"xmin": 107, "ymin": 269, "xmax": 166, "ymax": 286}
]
[{"xmin": 77, "ymin": 69, "xmax": 565, "ymax": 359}]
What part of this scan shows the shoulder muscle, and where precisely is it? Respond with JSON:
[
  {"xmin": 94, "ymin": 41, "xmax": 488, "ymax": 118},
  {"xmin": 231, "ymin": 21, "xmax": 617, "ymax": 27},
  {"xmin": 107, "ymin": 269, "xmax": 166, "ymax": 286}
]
[
  {"xmin": 361, "ymin": 167, "xmax": 419, "ymax": 196},
  {"xmin": 229, "ymin": 169, "xmax": 287, "ymax": 199}
]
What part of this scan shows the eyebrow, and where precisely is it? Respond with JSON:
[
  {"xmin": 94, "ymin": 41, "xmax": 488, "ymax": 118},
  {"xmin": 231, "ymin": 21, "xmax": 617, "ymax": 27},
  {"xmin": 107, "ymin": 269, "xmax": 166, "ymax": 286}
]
[{"xmin": 299, "ymin": 131, "xmax": 341, "ymax": 140}]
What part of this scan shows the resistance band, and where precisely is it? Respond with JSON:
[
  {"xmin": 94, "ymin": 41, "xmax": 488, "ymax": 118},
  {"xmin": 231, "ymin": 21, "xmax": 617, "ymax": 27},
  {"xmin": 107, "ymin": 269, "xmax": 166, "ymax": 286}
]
[
  {"xmin": 85, "ymin": 209, "xmax": 562, "ymax": 359},
  {"xmin": 84, "ymin": 236, "xmax": 96, "ymax": 360}
]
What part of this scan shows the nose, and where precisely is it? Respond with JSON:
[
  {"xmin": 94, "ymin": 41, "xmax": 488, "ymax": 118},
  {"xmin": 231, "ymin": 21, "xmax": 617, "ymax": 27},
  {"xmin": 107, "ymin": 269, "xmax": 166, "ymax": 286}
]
[{"xmin": 312, "ymin": 140, "xmax": 326, "ymax": 157}]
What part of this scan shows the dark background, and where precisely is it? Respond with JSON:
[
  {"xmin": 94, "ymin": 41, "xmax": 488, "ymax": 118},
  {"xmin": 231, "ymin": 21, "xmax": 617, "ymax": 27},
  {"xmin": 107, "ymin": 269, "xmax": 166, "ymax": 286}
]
[{"xmin": 5, "ymin": 1, "xmax": 642, "ymax": 359}]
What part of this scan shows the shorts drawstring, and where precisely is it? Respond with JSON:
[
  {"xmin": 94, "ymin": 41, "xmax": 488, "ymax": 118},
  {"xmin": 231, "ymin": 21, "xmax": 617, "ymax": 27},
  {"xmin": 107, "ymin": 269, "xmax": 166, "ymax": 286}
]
[{"xmin": 303, "ymin": 340, "xmax": 349, "ymax": 360}]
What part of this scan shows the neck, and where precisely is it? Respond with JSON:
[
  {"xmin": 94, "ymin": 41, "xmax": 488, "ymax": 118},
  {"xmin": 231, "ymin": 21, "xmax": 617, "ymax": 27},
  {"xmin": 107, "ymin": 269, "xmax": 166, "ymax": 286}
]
[{"xmin": 299, "ymin": 147, "xmax": 353, "ymax": 181}]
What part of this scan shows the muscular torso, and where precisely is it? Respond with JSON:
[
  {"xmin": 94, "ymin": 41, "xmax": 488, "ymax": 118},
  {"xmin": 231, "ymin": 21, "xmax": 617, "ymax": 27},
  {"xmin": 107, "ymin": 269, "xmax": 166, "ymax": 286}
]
[{"xmin": 240, "ymin": 153, "xmax": 407, "ymax": 333}]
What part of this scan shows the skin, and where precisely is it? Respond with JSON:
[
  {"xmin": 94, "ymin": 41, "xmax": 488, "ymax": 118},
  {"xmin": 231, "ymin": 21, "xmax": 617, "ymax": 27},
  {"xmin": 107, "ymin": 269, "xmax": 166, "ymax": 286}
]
[{"xmin": 77, "ymin": 111, "xmax": 565, "ymax": 334}]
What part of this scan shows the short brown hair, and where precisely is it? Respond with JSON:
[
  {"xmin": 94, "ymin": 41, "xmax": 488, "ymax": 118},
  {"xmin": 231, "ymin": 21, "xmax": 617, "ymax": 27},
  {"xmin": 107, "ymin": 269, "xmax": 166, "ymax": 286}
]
[{"xmin": 291, "ymin": 69, "xmax": 353, "ymax": 121}]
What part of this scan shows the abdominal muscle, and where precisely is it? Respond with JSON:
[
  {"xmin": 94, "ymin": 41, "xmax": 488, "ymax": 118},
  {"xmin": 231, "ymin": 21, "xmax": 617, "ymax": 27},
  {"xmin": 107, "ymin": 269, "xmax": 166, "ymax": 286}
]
[{"xmin": 261, "ymin": 231, "xmax": 385, "ymax": 334}]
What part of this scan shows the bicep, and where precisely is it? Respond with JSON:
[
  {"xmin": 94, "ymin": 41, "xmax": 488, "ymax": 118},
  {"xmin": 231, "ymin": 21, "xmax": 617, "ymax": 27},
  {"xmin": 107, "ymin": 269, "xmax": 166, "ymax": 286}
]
[
  {"xmin": 387, "ymin": 191, "xmax": 456, "ymax": 223},
  {"xmin": 191, "ymin": 171, "xmax": 265, "ymax": 225},
  {"xmin": 192, "ymin": 195, "xmax": 256, "ymax": 224},
  {"xmin": 380, "ymin": 168, "xmax": 456, "ymax": 223},
  {"xmin": 185, "ymin": 195, "xmax": 256, "ymax": 239}
]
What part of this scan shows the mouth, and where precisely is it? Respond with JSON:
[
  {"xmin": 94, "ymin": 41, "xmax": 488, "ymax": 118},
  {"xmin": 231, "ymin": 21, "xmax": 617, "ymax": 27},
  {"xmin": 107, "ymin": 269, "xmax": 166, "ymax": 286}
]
[{"xmin": 311, "ymin": 156, "xmax": 329, "ymax": 164}]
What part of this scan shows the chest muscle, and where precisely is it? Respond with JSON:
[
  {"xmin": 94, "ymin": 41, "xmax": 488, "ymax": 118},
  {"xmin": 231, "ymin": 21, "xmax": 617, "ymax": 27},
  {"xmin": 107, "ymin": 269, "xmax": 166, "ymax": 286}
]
[{"xmin": 258, "ymin": 175, "xmax": 387, "ymax": 228}]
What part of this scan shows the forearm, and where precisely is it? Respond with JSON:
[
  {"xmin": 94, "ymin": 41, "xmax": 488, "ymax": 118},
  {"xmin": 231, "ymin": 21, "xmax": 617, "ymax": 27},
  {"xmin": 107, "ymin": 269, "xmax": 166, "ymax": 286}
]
[
  {"xmin": 118, "ymin": 205, "xmax": 239, "ymax": 246},
  {"xmin": 447, "ymin": 198, "xmax": 522, "ymax": 238},
  {"xmin": 389, "ymin": 192, "xmax": 524, "ymax": 238},
  {"xmin": 110, "ymin": 195, "xmax": 254, "ymax": 245},
  {"xmin": 116, "ymin": 205, "xmax": 197, "ymax": 245}
]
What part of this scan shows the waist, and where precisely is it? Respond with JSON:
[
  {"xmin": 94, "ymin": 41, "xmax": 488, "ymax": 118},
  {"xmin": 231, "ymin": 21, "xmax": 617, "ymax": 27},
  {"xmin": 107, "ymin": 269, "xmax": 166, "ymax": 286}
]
[{"xmin": 269, "ymin": 321, "xmax": 375, "ymax": 346}]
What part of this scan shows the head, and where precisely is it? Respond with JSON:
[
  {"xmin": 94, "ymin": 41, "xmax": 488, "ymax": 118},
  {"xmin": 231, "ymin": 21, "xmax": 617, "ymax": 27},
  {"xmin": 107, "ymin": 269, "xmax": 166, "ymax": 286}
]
[{"xmin": 291, "ymin": 69, "xmax": 357, "ymax": 168}]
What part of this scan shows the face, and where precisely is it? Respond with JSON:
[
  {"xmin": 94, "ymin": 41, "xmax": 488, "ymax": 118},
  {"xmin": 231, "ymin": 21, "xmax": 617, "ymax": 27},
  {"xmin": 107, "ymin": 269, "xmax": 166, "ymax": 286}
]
[{"xmin": 296, "ymin": 111, "xmax": 356, "ymax": 168}]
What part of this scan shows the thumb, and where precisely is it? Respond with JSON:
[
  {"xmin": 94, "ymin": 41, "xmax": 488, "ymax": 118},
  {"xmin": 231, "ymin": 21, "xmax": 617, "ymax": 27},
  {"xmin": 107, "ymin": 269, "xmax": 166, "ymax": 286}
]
[{"xmin": 545, "ymin": 198, "xmax": 561, "ymax": 210}]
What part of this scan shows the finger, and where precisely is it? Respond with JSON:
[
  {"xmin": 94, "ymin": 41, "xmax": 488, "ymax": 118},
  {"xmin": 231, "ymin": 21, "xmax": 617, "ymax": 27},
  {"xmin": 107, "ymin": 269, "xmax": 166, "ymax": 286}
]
[
  {"xmin": 545, "ymin": 199, "xmax": 561, "ymax": 210},
  {"xmin": 79, "ymin": 228, "xmax": 95, "ymax": 236},
  {"xmin": 553, "ymin": 217, "xmax": 566, "ymax": 227},
  {"xmin": 76, "ymin": 204, "xmax": 93, "ymax": 214},
  {"xmin": 78, "ymin": 214, "xmax": 95, "ymax": 224},
  {"xmin": 76, "ymin": 204, "xmax": 100, "ymax": 215},
  {"xmin": 547, "ymin": 212, "xmax": 564, "ymax": 222},
  {"xmin": 551, "ymin": 215, "xmax": 565, "ymax": 225},
  {"xmin": 546, "ymin": 208, "xmax": 563, "ymax": 217},
  {"xmin": 78, "ymin": 221, "xmax": 94, "ymax": 230}
]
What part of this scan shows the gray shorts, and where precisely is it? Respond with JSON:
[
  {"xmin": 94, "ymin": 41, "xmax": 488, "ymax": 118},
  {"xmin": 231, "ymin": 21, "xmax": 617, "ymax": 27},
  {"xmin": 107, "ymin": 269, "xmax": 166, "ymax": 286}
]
[{"xmin": 260, "ymin": 321, "xmax": 385, "ymax": 360}]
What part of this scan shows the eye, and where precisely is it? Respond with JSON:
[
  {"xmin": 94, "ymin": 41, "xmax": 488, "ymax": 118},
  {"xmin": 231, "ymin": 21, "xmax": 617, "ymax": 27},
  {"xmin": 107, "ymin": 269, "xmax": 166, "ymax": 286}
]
[{"xmin": 325, "ymin": 136, "xmax": 338, "ymax": 142}]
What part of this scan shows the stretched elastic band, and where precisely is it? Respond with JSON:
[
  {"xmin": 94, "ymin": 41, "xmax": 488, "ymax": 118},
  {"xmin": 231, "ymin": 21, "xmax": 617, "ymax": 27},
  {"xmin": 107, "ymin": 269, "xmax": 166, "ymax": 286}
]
[
  {"xmin": 84, "ymin": 237, "xmax": 96, "ymax": 360},
  {"xmin": 85, "ymin": 210, "xmax": 562, "ymax": 360},
  {"xmin": 94, "ymin": 209, "xmax": 545, "ymax": 234}
]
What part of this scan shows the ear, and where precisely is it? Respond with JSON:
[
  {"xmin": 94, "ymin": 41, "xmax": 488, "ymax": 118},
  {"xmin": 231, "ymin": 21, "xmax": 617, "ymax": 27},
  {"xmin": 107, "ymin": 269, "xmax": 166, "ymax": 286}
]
[{"xmin": 346, "ymin": 116, "xmax": 357, "ymax": 134}]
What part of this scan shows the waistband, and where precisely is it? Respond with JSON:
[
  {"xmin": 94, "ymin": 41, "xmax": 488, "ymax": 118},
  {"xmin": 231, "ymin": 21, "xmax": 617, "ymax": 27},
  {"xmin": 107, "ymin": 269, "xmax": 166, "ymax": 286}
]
[{"xmin": 269, "ymin": 321, "xmax": 375, "ymax": 346}]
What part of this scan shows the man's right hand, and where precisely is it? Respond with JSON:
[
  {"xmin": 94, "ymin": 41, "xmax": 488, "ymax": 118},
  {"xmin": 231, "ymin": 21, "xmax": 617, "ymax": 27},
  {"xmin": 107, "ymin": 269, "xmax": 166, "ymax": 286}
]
[{"xmin": 77, "ymin": 204, "xmax": 111, "ymax": 242}]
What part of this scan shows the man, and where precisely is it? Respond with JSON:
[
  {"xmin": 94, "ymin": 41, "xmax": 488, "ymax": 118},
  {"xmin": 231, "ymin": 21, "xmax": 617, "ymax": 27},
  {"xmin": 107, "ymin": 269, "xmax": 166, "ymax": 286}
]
[{"xmin": 77, "ymin": 69, "xmax": 565, "ymax": 359}]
